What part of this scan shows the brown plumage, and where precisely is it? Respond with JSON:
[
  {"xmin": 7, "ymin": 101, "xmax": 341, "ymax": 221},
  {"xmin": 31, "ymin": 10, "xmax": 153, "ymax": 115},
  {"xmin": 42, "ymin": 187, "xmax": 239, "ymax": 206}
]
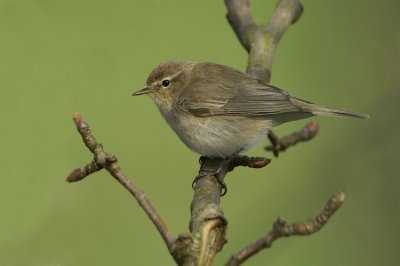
[{"xmin": 133, "ymin": 61, "xmax": 368, "ymax": 157}]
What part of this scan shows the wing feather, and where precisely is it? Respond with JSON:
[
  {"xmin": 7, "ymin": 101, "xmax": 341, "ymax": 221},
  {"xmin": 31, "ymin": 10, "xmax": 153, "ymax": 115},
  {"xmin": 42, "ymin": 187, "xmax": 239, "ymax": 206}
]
[{"xmin": 176, "ymin": 63, "xmax": 308, "ymax": 117}]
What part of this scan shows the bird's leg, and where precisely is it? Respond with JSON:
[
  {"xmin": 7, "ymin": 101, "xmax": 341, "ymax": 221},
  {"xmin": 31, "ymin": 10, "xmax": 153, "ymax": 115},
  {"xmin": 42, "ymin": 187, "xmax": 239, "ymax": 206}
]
[
  {"xmin": 211, "ymin": 158, "xmax": 230, "ymax": 196},
  {"xmin": 193, "ymin": 153, "xmax": 272, "ymax": 196},
  {"xmin": 193, "ymin": 156, "xmax": 229, "ymax": 195},
  {"xmin": 193, "ymin": 155, "xmax": 239, "ymax": 196},
  {"xmin": 193, "ymin": 156, "xmax": 216, "ymax": 186},
  {"xmin": 198, "ymin": 156, "xmax": 208, "ymax": 166}
]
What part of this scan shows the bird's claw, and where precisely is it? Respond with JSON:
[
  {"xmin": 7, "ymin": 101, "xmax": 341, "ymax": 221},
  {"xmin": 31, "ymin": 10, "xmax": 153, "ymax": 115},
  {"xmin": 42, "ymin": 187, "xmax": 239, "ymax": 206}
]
[
  {"xmin": 198, "ymin": 156, "xmax": 208, "ymax": 166},
  {"xmin": 192, "ymin": 170, "xmax": 227, "ymax": 196}
]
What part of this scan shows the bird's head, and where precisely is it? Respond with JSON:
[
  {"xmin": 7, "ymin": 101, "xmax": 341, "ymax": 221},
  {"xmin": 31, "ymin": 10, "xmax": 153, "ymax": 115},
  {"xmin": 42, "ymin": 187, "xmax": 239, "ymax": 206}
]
[{"xmin": 132, "ymin": 61, "xmax": 195, "ymax": 111}]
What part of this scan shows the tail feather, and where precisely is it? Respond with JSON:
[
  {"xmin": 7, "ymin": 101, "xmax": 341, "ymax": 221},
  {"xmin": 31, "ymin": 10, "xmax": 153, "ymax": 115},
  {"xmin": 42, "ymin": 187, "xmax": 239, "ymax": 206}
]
[
  {"xmin": 311, "ymin": 105, "xmax": 369, "ymax": 120},
  {"xmin": 292, "ymin": 98, "xmax": 370, "ymax": 120}
]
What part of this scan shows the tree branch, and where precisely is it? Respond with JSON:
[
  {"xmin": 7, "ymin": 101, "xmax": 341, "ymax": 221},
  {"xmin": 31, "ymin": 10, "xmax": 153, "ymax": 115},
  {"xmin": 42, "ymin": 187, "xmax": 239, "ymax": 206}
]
[
  {"xmin": 225, "ymin": 191, "xmax": 345, "ymax": 266},
  {"xmin": 185, "ymin": 156, "xmax": 271, "ymax": 265},
  {"xmin": 225, "ymin": 0, "xmax": 254, "ymax": 52},
  {"xmin": 266, "ymin": 120, "xmax": 319, "ymax": 157},
  {"xmin": 66, "ymin": 113, "xmax": 176, "ymax": 253},
  {"xmin": 226, "ymin": 0, "xmax": 303, "ymax": 83}
]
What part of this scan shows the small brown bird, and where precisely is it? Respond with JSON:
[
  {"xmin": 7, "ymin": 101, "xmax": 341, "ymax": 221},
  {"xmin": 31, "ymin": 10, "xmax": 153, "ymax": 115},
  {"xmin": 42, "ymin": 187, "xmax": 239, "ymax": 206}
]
[{"xmin": 133, "ymin": 61, "xmax": 368, "ymax": 158}]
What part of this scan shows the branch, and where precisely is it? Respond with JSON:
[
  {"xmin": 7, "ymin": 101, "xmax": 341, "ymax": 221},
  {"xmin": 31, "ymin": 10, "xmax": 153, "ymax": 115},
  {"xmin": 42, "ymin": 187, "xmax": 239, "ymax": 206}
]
[
  {"xmin": 66, "ymin": 113, "xmax": 175, "ymax": 253},
  {"xmin": 266, "ymin": 120, "xmax": 319, "ymax": 157},
  {"xmin": 190, "ymin": 156, "xmax": 271, "ymax": 232},
  {"xmin": 225, "ymin": 191, "xmax": 345, "ymax": 266},
  {"xmin": 225, "ymin": 0, "xmax": 303, "ymax": 83},
  {"xmin": 224, "ymin": 0, "xmax": 254, "ymax": 52},
  {"xmin": 185, "ymin": 156, "xmax": 270, "ymax": 265}
]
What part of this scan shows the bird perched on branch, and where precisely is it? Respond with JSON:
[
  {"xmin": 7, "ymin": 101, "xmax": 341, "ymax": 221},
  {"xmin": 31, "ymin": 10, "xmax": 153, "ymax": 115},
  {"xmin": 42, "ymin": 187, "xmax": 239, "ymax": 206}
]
[{"xmin": 133, "ymin": 61, "xmax": 368, "ymax": 158}]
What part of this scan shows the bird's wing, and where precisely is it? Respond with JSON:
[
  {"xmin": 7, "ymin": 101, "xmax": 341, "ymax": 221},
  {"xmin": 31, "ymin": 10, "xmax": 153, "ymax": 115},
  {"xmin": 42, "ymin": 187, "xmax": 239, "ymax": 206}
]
[{"xmin": 176, "ymin": 63, "xmax": 307, "ymax": 117}]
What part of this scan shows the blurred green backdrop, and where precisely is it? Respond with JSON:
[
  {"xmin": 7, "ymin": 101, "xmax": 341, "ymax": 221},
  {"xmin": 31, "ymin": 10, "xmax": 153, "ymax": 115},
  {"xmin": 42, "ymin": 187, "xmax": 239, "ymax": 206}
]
[{"xmin": 1, "ymin": 0, "xmax": 399, "ymax": 265}]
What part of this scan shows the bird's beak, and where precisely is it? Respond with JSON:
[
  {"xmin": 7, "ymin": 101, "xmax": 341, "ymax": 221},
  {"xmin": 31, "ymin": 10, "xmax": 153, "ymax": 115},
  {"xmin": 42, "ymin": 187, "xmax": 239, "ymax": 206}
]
[{"xmin": 132, "ymin": 86, "xmax": 151, "ymax": 96}]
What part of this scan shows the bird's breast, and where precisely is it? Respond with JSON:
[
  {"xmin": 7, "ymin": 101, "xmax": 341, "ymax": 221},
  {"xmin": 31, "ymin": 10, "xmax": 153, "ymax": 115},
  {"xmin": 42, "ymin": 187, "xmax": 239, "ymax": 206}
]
[{"xmin": 159, "ymin": 108, "xmax": 273, "ymax": 157}]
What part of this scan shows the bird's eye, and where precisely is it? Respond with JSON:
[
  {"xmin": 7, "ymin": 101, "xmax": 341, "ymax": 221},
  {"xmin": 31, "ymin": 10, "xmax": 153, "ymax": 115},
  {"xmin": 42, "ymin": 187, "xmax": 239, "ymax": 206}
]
[{"xmin": 161, "ymin": 79, "xmax": 170, "ymax": 87}]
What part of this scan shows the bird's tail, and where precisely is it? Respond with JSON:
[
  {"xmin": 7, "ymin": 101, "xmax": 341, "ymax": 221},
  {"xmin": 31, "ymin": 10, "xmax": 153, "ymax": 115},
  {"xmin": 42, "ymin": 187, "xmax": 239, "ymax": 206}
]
[
  {"xmin": 311, "ymin": 105, "xmax": 369, "ymax": 119},
  {"xmin": 292, "ymin": 98, "xmax": 370, "ymax": 120}
]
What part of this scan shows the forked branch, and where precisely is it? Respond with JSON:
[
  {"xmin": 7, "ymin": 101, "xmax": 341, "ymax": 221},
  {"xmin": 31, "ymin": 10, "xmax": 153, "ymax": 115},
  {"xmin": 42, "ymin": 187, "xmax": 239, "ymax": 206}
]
[{"xmin": 225, "ymin": 0, "xmax": 303, "ymax": 83}]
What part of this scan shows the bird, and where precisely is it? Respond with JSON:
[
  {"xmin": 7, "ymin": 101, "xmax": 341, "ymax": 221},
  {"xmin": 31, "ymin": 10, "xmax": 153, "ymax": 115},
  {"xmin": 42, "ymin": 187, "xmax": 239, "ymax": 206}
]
[{"xmin": 132, "ymin": 61, "xmax": 368, "ymax": 159}]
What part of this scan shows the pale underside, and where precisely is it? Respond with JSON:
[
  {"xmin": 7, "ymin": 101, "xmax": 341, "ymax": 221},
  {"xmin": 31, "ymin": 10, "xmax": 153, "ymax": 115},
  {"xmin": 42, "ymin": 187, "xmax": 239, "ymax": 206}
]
[{"xmin": 164, "ymin": 111, "xmax": 276, "ymax": 157}]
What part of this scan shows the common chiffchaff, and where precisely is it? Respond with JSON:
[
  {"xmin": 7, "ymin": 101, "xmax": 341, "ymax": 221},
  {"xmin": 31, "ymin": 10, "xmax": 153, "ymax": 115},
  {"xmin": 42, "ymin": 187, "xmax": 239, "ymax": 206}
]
[{"xmin": 132, "ymin": 61, "xmax": 368, "ymax": 158}]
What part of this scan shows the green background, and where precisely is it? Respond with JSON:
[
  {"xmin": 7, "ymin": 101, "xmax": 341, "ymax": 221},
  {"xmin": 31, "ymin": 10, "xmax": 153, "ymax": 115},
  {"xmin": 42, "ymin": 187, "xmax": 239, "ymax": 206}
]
[{"xmin": 1, "ymin": 0, "xmax": 399, "ymax": 265}]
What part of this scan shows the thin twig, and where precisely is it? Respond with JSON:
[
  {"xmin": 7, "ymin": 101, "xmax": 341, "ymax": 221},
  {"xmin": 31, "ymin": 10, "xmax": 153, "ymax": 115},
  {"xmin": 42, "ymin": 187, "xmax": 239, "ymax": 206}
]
[
  {"xmin": 225, "ymin": 191, "xmax": 345, "ymax": 266},
  {"xmin": 66, "ymin": 160, "xmax": 102, "ymax": 182},
  {"xmin": 66, "ymin": 113, "xmax": 176, "ymax": 253},
  {"xmin": 266, "ymin": 120, "xmax": 320, "ymax": 157},
  {"xmin": 230, "ymin": 155, "xmax": 271, "ymax": 170}
]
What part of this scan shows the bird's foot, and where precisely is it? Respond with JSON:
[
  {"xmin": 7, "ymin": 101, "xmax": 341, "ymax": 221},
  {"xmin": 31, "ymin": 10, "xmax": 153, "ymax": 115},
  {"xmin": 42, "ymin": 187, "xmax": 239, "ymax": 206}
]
[
  {"xmin": 198, "ymin": 156, "xmax": 208, "ymax": 166},
  {"xmin": 193, "ymin": 156, "xmax": 233, "ymax": 196},
  {"xmin": 192, "ymin": 171, "xmax": 227, "ymax": 196}
]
